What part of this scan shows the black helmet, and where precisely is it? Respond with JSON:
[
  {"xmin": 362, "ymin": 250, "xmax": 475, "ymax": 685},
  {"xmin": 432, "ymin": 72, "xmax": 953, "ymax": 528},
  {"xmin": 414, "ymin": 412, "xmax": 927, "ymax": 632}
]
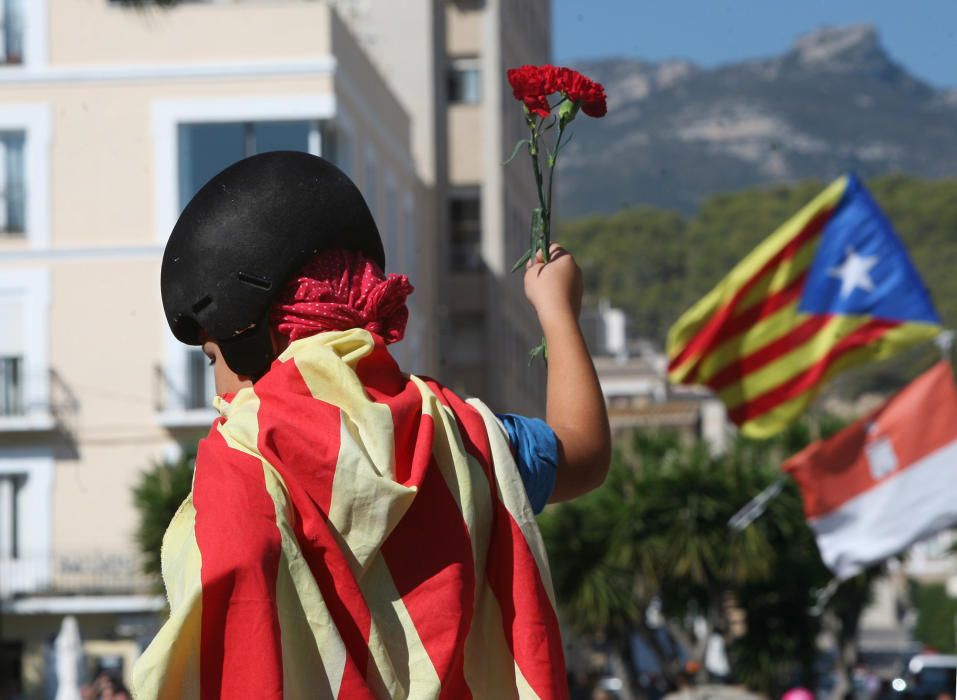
[{"xmin": 161, "ymin": 151, "xmax": 384, "ymax": 378}]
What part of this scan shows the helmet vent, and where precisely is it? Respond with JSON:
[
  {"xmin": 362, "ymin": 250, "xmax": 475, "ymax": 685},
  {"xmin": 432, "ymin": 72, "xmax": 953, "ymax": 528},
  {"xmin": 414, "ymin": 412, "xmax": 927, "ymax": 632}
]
[
  {"xmin": 191, "ymin": 296, "xmax": 213, "ymax": 314},
  {"xmin": 237, "ymin": 271, "xmax": 272, "ymax": 291}
]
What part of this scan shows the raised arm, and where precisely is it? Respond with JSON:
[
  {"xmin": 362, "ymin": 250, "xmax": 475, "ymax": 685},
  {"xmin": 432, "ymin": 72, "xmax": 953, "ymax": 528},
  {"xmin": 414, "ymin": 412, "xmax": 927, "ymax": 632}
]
[{"xmin": 524, "ymin": 244, "xmax": 611, "ymax": 502}]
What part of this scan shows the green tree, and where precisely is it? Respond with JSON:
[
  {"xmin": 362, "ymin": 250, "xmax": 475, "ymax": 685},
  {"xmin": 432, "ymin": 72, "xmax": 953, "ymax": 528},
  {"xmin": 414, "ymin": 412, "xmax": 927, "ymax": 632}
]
[
  {"xmin": 912, "ymin": 582, "xmax": 957, "ymax": 654},
  {"xmin": 133, "ymin": 450, "xmax": 195, "ymax": 578},
  {"xmin": 559, "ymin": 175, "xmax": 957, "ymax": 394},
  {"xmin": 540, "ymin": 420, "xmax": 865, "ymax": 696}
]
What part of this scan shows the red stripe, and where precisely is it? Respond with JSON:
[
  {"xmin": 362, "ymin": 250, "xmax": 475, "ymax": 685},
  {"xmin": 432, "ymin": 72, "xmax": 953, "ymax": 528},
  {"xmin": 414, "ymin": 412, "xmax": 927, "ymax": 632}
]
[
  {"xmin": 669, "ymin": 206, "xmax": 833, "ymax": 376},
  {"xmin": 255, "ymin": 361, "xmax": 377, "ymax": 699},
  {"xmin": 194, "ymin": 428, "xmax": 284, "ymax": 699},
  {"xmin": 358, "ymin": 353, "xmax": 475, "ymax": 699},
  {"xmin": 705, "ymin": 313, "xmax": 831, "ymax": 392},
  {"xmin": 728, "ymin": 319, "xmax": 899, "ymax": 425},
  {"xmin": 429, "ymin": 381, "xmax": 568, "ymax": 699},
  {"xmin": 686, "ymin": 270, "xmax": 808, "ymax": 385}
]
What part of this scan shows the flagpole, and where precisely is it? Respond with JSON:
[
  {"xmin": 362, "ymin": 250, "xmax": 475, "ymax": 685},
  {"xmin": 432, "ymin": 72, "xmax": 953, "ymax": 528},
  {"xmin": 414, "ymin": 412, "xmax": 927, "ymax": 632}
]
[
  {"xmin": 935, "ymin": 329, "xmax": 955, "ymax": 361},
  {"xmin": 727, "ymin": 475, "xmax": 787, "ymax": 531}
]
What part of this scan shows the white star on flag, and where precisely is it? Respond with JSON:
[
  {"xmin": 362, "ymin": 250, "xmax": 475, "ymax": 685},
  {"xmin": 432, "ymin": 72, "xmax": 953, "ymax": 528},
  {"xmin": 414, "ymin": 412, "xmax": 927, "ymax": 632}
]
[{"xmin": 829, "ymin": 246, "xmax": 878, "ymax": 299}]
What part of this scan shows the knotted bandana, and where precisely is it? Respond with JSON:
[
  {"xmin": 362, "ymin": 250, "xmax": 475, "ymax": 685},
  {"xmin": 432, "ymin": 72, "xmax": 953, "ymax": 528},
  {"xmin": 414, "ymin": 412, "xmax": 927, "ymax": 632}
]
[{"xmin": 269, "ymin": 249, "xmax": 414, "ymax": 344}]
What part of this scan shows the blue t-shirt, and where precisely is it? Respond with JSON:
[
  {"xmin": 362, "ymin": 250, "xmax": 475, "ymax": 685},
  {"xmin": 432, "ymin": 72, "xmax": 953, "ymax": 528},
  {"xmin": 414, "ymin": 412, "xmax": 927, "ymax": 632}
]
[{"xmin": 496, "ymin": 414, "xmax": 558, "ymax": 514}]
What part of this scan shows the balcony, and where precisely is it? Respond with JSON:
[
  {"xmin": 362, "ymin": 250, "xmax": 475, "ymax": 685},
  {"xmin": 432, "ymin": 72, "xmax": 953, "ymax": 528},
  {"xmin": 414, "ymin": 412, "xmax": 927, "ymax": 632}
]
[
  {"xmin": 0, "ymin": 359, "xmax": 58, "ymax": 433},
  {"xmin": 0, "ymin": 551, "xmax": 156, "ymax": 599}
]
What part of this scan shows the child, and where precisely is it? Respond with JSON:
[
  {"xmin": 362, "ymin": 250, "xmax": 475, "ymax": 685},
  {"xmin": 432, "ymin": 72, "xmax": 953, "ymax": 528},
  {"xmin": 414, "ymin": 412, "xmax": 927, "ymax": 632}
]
[{"xmin": 133, "ymin": 151, "xmax": 610, "ymax": 699}]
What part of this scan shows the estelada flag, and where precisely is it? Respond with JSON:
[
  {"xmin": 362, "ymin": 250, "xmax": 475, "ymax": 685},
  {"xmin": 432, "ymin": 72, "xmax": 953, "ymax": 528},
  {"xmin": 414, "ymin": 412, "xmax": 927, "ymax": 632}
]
[
  {"xmin": 667, "ymin": 174, "xmax": 940, "ymax": 438},
  {"xmin": 783, "ymin": 361, "xmax": 957, "ymax": 579},
  {"xmin": 132, "ymin": 329, "xmax": 566, "ymax": 699}
]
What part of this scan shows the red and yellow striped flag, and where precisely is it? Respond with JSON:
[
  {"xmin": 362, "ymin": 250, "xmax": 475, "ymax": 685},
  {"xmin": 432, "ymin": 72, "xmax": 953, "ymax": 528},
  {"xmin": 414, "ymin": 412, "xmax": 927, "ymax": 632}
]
[
  {"xmin": 132, "ymin": 329, "xmax": 566, "ymax": 699},
  {"xmin": 667, "ymin": 175, "xmax": 940, "ymax": 439}
]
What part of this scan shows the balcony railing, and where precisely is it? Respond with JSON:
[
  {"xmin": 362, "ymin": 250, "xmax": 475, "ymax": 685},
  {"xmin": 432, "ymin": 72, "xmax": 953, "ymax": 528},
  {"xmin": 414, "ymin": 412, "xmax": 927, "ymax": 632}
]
[
  {"xmin": 154, "ymin": 350, "xmax": 218, "ymax": 429},
  {"xmin": 0, "ymin": 551, "xmax": 157, "ymax": 597}
]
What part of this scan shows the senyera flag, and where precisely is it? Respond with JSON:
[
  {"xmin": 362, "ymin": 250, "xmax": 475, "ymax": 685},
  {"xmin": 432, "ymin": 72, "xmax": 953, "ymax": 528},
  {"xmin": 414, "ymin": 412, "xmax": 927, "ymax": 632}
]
[
  {"xmin": 667, "ymin": 174, "xmax": 941, "ymax": 438},
  {"xmin": 783, "ymin": 361, "xmax": 957, "ymax": 579},
  {"xmin": 132, "ymin": 330, "xmax": 566, "ymax": 699}
]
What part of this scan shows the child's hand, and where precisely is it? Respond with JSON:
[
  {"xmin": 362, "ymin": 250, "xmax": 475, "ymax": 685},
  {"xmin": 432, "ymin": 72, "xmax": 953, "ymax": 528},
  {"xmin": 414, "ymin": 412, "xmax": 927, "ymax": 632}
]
[{"xmin": 523, "ymin": 244, "xmax": 583, "ymax": 321}]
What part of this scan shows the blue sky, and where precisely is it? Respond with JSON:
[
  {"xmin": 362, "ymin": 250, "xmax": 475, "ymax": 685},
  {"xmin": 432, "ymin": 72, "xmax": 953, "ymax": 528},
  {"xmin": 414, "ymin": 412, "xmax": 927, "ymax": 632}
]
[{"xmin": 553, "ymin": 0, "xmax": 957, "ymax": 88}]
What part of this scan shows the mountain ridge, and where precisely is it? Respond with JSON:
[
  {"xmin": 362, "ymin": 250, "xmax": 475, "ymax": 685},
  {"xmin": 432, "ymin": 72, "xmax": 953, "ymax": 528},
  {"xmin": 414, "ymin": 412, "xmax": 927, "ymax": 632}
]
[{"xmin": 555, "ymin": 25, "xmax": 957, "ymax": 217}]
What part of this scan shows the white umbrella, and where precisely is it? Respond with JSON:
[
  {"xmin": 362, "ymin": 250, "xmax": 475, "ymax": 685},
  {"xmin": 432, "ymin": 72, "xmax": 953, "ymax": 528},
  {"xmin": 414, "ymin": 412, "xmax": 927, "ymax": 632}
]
[{"xmin": 54, "ymin": 615, "xmax": 83, "ymax": 700}]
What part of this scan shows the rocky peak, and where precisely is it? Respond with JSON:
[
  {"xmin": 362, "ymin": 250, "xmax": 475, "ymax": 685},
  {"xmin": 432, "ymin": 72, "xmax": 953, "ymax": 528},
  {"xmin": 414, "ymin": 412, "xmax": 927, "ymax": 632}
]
[{"xmin": 785, "ymin": 24, "xmax": 894, "ymax": 75}]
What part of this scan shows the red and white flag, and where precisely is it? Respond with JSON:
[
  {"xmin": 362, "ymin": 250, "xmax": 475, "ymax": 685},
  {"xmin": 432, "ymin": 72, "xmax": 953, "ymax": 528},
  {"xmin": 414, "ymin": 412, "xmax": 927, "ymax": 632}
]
[{"xmin": 783, "ymin": 361, "xmax": 957, "ymax": 579}]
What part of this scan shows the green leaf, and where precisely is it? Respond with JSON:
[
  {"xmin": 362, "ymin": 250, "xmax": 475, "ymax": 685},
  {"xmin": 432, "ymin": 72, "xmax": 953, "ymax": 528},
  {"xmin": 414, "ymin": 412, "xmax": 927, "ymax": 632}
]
[
  {"xmin": 555, "ymin": 129, "xmax": 575, "ymax": 157},
  {"xmin": 503, "ymin": 138, "xmax": 532, "ymax": 165},
  {"xmin": 527, "ymin": 337, "xmax": 548, "ymax": 365},
  {"xmin": 511, "ymin": 248, "xmax": 533, "ymax": 272}
]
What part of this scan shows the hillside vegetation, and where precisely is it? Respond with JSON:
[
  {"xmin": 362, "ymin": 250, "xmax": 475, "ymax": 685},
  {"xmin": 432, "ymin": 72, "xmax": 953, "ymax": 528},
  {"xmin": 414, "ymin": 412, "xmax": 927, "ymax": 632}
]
[{"xmin": 560, "ymin": 175, "xmax": 957, "ymax": 391}]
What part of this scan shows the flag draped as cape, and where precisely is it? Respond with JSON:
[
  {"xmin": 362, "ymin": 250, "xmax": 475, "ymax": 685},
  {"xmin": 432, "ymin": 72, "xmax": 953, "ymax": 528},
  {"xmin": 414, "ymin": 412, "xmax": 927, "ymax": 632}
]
[{"xmin": 132, "ymin": 329, "xmax": 566, "ymax": 699}]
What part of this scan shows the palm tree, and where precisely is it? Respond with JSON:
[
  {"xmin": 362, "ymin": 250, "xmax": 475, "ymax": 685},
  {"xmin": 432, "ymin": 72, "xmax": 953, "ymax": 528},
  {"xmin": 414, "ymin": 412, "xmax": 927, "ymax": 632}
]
[
  {"xmin": 540, "ymin": 419, "xmax": 864, "ymax": 696},
  {"xmin": 133, "ymin": 450, "xmax": 195, "ymax": 578}
]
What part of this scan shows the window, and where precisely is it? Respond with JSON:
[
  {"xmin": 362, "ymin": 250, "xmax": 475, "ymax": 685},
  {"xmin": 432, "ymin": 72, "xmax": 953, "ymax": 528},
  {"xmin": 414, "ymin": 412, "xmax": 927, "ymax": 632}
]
[
  {"xmin": 450, "ymin": 195, "xmax": 482, "ymax": 271},
  {"xmin": 178, "ymin": 120, "xmax": 319, "ymax": 210},
  {"xmin": 448, "ymin": 57, "xmax": 481, "ymax": 104},
  {"xmin": 0, "ymin": 356, "xmax": 21, "ymax": 416},
  {"xmin": 0, "ymin": 131, "xmax": 25, "ymax": 236},
  {"xmin": 0, "ymin": 0, "xmax": 24, "ymax": 66},
  {"xmin": 0, "ymin": 473, "xmax": 22, "ymax": 559},
  {"xmin": 185, "ymin": 349, "xmax": 214, "ymax": 410},
  {"xmin": 0, "ymin": 449, "xmax": 53, "ymax": 596}
]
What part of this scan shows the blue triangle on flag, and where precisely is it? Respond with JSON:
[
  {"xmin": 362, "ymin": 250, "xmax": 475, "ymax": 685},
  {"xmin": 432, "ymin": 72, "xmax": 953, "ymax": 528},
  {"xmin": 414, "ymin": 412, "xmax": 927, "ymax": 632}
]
[{"xmin": 798, "ymin": 174, "xmax": 940, "ymax": 324}]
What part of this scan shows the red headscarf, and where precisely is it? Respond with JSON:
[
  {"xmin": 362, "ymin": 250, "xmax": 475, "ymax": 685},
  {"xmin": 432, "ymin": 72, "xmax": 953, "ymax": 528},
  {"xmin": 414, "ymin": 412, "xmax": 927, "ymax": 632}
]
[{"xmin": 269, "ymin": 249, "xmax": 413, "ymax": 344}]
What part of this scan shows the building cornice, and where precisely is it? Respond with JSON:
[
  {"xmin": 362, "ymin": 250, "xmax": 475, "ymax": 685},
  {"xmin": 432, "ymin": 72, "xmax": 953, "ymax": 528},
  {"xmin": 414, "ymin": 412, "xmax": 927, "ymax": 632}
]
[{"xmin": 0, "ymin": 57, "xmax": 337, "ymax": 84}]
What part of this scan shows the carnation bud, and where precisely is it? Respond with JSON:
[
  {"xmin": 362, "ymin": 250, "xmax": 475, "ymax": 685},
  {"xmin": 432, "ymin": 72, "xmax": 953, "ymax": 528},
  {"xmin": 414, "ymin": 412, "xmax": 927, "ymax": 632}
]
[{"xmin": 559, "ymin": 98, "xmax": 580, "ymax": 126}]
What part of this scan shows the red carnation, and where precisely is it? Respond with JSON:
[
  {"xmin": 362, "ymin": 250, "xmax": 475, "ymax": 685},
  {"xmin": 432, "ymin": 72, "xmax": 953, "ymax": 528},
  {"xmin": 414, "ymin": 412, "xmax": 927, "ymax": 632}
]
[
  {"xmin": 504, "ymin": 62, "xmax": 608, "ymax": 364},
  {"xmin": 506, "ymin": 64, "xmax": 552, "ymax": 117},
  {"xmin": 507, "ymin": 64, "xmax": 606, "ymax": 119},
  {"xmin": 556, "ymin": 67, "xmax": 607, "ymax": 118}
]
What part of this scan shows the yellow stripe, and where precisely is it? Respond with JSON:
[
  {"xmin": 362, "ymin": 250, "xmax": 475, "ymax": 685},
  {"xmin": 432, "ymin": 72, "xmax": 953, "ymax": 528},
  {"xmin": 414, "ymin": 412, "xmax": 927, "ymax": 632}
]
[
  {"xmin": 287, "ymin": 329, "xmax": 418, "ymax": 575},
  {"xmin": 688, "ymin": 301, "xmax": 803, "ymax": 386},
  {"xmin": 264, "ymin": 467, "xmax": 349, "ymax": 699},
  {"xmin": 217, "ymin": 386, "xmax": 352, "ymax": 698},
  {"xmin": 667, "ymin": 175, "xmax": 848, "ymax": 363},
  {"xmin": 468, "ymin": 400, "xmax": 559, "ymax": 611},
  {"xmin": 130, "ymin": 495, "xmax": 203, "ymax": 700},
  {"xmin": 362, "ymin": 556, "xmax": 444, "ymax": 699},
  {"xmin": 730, "ymin": 231, "xmax": 818, "ymax": 319},
  {"xmin": 409, "ymin": 379, "xmax": 521, "ymax": 697},
  {"xmin": 410, "ymin": 376, "xmax": 493, "ymax": 546},
  {"xmin": 736, "ymin": 322, "xmax": 941, "ymax": 439},
  {"xmin": 717, "ymin": 315, "xmax": 872, "ymax": 409},
  {"xmin": 666, "ymin": 235, "xmax": 817, "ymax": 385},
  {"xmin": 284, "ymin": 331, "xmax": 436, "ymax": 695}
]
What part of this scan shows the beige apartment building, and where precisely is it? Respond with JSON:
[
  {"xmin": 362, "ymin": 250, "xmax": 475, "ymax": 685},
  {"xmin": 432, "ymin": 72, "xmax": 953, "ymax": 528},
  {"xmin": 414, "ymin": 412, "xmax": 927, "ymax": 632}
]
[
  {"xmin": 0, "ymin": 0, "xmax": 434, "ymax": 695},
  {"xmin": 0, "ymin": 0, "xmax": 549, "ymax": 695},
  {"xmin": 337, "ymin": 0, "xmax": 550, "ymax": 417}
]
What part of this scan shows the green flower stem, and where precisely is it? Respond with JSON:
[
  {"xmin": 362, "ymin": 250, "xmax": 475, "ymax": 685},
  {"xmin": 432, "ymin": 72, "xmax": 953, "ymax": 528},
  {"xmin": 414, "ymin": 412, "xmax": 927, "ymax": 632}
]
[
  {"xmin": 516, "ymin": 98, "xmax": 574, "ymax": 365},
  {"xmin": 527, "ymin": 118, "xmax": 550, "ymax": 262}
]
